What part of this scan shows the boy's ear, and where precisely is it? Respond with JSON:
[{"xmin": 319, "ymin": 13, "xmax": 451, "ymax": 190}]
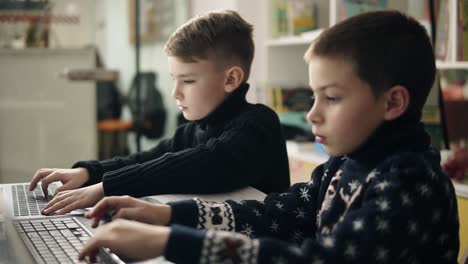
[
  {"xmin": 224, "ymin": 66, "xmax": 244, "ymax": 93},
  {"xmin": 383, "ymin": 85, "xmax": 410, "ymax": 121}
]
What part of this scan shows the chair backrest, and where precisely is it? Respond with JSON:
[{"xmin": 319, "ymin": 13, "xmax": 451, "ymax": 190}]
[
  {"xmin": 97, "ymin": 80, "xmax": 122, "ymax": 121},
  {"xmin": 128, "ymin": 72, "xmax": 167, "ymax": 139}
]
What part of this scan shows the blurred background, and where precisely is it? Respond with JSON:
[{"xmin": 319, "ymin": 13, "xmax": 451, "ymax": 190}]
[
  {"xmin": 0, "ymin": 0, "xmax": 466, "ymax": 190},
  {"xmin": 1, "ymin": 1, "xmax": 468, "ymax": 260}
]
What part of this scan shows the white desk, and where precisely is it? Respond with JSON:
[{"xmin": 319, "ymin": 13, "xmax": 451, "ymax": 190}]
[{"xmin": 0, "ymin": 184, "xmax": 266, "ymax": 263}]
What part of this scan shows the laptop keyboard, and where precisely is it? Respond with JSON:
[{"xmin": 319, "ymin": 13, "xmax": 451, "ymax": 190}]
[
  {"xmin": 14, "ymin": 217, "xmax": 121, "ymax": 264},
  {"xmin": 11, "ymin": 183, "xmax": 57, "ymax": 217}
]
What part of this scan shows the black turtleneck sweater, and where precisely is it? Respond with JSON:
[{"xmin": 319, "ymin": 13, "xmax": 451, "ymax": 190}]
[
  {"xmin": 73, "ymin": 83, "xmax": 290, "ymax": 196},
  {"xmin": 164, "ymin": 118, "xmax": 459, "ymax": 264}
]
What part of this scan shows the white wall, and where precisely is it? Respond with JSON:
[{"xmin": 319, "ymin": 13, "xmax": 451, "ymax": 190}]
[
  {"xmin": 190, "ymin": 0, "xmax": 268, "ymax": 103},
  {"xmin": 191, "ymin": 0, "xmax": 237, "ymax": 14},
  {"xmin": 49, "ymin": 0, "xmax": 96, "ymax": 48}
]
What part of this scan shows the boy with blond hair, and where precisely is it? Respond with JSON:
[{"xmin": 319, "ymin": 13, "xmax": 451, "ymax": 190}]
[{"xmin": 30, "ymin": 10, "xmax": 290, "ymax": 215}]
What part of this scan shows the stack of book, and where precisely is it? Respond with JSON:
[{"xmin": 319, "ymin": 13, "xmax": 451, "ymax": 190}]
[
  {"xmin": 265, "ymin": 85, "xmax": 314, "ymax": 140},
  {"xmin": 271, "ymin": 0, "xmax": 317, "ymax": 38},
  {"xmin": 267, "ymin": 86, "xmax": 313, "ymax": 113}
]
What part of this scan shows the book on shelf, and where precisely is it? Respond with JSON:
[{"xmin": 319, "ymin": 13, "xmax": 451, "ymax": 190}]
[
  {"xmin": 435, "ymin": 0, "xmax": 450, "ymax": 60},
  {"xmin": 271, "ymin": 0, "xmax": 317, "ymax": 38},
  {"xmin": 338, "ymin": 0, "xmax": 388, "ymax": 22},
  {"xmin": 422, "ymin": 73, "xmax": 444, "ymax": 149},
  {"xmin": 422, "ymin": 105, "xmax": 441, "ymax": 125},
  {"xmin": 288, "ymin": 0, "xmax": 317, "ymax": 35},
  {"xmin": 266, "ymin": 85, "xmax": 313, "ymax": 139},
  {"xmin": 267, "ymin": 85, "xmax": 313, "ymax": 113},
  {"xmin": 460, "ymin": 0, "xmax": 468, "ymax": 61},
  {"xmin": 422, "ymin": 104, "xmax": 444, "ymax": 150},
  {"xmin": 272, "ymin": 0, "xmax": 289, "ymax": 38}
]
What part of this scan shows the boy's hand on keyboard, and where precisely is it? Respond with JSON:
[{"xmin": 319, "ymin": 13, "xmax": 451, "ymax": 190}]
[
  {"xmin": 85, "ymin": 196, "xmax": 171, "ymax": 228},
  {"xmin": 42, "ymin": 183, "xmax": 105, "ymax": 215},
  {"xmin": 29, "ymin": 167, "xmax": 90, "ymax": 196},
  {"xmin": 79, "ymin": 219, "xmax": 170, "ymax": 262}
]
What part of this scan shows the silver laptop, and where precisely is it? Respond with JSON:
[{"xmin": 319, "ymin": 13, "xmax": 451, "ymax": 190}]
[
  {"xmin": 10, "ymin": 215, "xmax": 124, "ymax": 264},
  {"xmin": 1, "ymin": 182, "xmax": 85, "ymax": 219},
  {"xmin": 0, "ymin": 184, "xmax": 124, "ymax": 263},
  {"xmin": 0, "ymin": 183, "xmax": 197, "ymax": 264}
]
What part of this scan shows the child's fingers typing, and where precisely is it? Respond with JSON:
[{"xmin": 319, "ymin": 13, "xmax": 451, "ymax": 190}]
[{"xmin": 29, "ymin": 168, "xmax": 53, "ymax": 191}]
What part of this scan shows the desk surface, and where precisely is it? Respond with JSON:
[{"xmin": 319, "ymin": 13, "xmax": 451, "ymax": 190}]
[{"xmin": 0, "ymin": 184, "xmax": 266, "ymax": 264}]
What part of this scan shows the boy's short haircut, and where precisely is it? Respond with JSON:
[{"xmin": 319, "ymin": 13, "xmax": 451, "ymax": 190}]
[
  {"xmin": 165, "ymin": 10, "xmax": 254, "ymax": 82},
  {"xmin": 304, "ymin": 10, "xmax": 436, "ymax": 120}
]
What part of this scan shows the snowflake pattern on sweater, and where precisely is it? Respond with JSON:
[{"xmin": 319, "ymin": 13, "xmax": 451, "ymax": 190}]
[{"xmin": 165, "ymin": 122, "xmax": 459, "ymax": 264}]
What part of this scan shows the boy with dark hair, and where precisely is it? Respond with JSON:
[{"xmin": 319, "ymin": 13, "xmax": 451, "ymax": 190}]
[
  {"xmin": 79, "ymin": 10, "xmax": 459, "ymax": 263},
  {"xmin": 30, "ymin": 10, "xmax": 290, "ymax": 215}
]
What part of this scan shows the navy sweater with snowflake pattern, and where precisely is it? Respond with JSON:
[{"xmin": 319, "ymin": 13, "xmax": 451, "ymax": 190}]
[
  {"xmin": 72, "ymin": 83, "xmax": 290, "ymax": 196},
  {"xmin": 164, "ymin": 118, "xmax": 459, "ymax": 264}
]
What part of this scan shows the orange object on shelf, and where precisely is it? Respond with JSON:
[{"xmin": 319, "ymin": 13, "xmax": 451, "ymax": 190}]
[{"xmin": 97, "ymin": 119, "xmax": 133, "ymax": 132}]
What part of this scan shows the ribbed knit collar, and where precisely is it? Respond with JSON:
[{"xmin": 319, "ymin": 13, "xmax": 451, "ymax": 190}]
[
  {"xmin": 196, "ymin": 83, "xmax": 249, "ymax": 130},
  {"xmin": 346, "ymin": 116, "xmax": 431, "ymax": 168}
]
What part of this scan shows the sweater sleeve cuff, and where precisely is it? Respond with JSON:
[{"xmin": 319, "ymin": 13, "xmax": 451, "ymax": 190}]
[
  {"xmin": 167, "ymin": 199, "xmax": 199, "ymax": 227},
  {"xmin": 72, "ymin": 160, "xmax": 103, "ymax": 187},
  {"xmin": 164, "ymin": 224, "xmax": 205, "ymax": 263}
]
